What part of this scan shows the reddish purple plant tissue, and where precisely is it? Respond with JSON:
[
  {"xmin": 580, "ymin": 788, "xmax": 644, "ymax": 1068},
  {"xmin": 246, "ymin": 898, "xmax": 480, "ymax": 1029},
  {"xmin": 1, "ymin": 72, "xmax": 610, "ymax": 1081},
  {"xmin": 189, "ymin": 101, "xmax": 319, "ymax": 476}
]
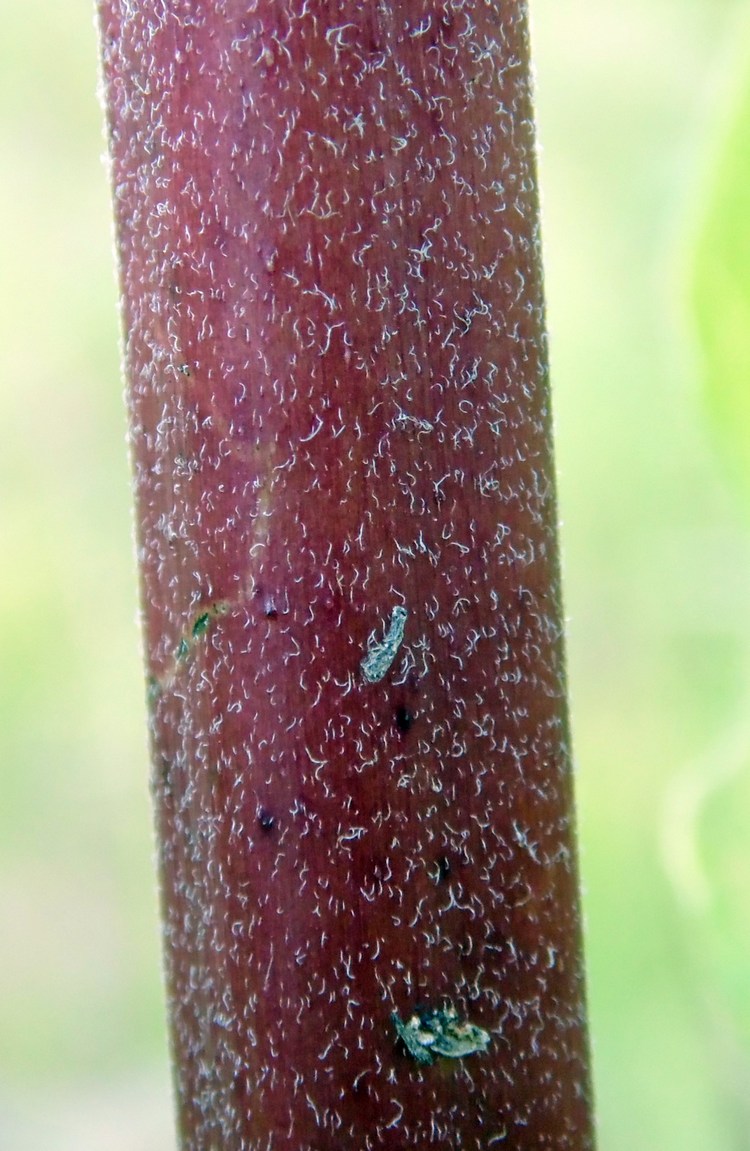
[{"xmin": 99, "ymin": 2, "xmax": 594, "ymax": 1148}]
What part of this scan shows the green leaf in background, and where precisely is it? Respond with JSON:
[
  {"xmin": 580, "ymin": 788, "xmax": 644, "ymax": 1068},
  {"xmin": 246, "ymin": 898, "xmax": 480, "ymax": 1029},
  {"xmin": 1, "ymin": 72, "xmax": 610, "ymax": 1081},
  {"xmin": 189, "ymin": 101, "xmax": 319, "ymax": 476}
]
[
  {"xmin": 700, "ymin": 757, "xmax": 750, "ymax": 1055},
  {"xmin": 665, "ymin": 723, "xmax": 750, "ymax": 1106},
  {"xmin": 687, "ymin": 29, "xmax": 750, "ymax": 1129},
  {"xmin": 692, "ymin": 37, "xmax": 750, "ymax": 510}
]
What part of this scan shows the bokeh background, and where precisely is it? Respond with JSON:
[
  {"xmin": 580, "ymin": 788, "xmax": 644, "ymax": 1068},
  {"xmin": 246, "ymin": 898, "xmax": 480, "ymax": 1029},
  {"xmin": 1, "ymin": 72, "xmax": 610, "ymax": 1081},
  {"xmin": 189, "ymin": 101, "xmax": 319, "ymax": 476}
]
[{"xmin": 1, "ymin": 1, "xmax": 749, "ymax": 1147}]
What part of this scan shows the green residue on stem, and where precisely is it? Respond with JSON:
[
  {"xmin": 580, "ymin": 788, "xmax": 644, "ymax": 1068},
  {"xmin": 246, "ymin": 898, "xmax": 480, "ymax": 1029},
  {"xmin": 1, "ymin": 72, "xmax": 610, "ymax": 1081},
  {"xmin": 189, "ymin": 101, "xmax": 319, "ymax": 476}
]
[
  {"xmin": 174, "ymin": 600, "xmax": 229, "ymax": 662},
  {"xmin": 191, "ymin": 611, "xmax": 211, "ymax": 639}
]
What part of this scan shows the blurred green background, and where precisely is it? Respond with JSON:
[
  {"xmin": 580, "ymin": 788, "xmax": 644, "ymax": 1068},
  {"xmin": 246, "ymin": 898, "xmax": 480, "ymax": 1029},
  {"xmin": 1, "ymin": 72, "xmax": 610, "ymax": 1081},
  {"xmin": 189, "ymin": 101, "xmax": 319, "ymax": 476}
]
[{"xmin": 1, "ymin": 0, "xmax": 749, "ymax": 1147}]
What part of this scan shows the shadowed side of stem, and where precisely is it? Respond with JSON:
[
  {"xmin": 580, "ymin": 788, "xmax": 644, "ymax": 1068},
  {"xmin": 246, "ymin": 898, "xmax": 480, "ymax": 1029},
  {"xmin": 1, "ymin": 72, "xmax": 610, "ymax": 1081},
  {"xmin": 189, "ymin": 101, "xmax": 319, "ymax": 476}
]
[{"xmin": 99, "ymin": 2, "xmax": 595, "ymax": 1148}]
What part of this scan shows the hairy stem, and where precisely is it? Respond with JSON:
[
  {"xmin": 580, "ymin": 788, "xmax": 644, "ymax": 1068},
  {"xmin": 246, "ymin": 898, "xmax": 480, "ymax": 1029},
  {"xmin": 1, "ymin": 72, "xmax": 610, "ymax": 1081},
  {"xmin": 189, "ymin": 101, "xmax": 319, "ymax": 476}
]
[{"xmin": 99, "ymin": 2, "xmax": 595, "ymax": 1147}]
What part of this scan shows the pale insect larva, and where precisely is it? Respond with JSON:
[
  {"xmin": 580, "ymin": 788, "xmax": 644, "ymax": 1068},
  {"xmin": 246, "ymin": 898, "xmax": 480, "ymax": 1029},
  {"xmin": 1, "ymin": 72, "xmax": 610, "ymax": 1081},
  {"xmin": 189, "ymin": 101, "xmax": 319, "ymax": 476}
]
[{"xmin": 361, "ymin": 605, "xmax": 408, "ymax": 684}]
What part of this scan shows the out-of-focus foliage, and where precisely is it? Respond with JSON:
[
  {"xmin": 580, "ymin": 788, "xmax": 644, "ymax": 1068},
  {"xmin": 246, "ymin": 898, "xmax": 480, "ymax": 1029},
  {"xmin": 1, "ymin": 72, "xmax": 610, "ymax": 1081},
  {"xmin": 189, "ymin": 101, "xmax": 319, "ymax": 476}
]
[
  {"xmin": 685, "ymin": 13, "xmax": 750, "ymax": 1137},
  {"xmin": 699, "ymin": 758, "xmax": 750, "ymax": 1058},
  {"xmin": 532, "ymin": 4, "xmax": 750, "ymax": 1148},
  {"xmin": 0, "ymin": 1, "xmax": 748, "ymax": 1149},
  {"xmin": 693, "ymin": 31, "xmax": 750, "ymax": 510}
]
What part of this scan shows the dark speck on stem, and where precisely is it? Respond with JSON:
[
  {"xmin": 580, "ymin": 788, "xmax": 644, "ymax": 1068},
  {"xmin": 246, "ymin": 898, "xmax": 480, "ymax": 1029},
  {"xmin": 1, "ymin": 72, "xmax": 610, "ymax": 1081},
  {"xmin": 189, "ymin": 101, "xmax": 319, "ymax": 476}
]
[
  {"xmin": 258, "ymin": 809, "xmax": 276, "ymax": 833},
  {"xmin": 394, "ymin": 705, "xmax": 414, "ymax": 733}
]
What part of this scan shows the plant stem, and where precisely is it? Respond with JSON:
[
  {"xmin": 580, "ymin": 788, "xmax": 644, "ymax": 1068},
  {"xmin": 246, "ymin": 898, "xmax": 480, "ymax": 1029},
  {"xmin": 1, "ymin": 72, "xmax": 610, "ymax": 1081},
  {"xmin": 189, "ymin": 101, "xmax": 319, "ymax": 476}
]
[{"xmin": 99, "ymin": 2, "xmax": 595, "ymax": 1147}]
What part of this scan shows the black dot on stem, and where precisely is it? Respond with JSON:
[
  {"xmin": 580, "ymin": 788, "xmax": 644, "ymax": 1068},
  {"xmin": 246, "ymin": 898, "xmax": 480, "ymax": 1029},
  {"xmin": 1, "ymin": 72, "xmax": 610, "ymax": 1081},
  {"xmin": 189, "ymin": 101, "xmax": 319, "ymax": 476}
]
[
  {"xmin": 258, "ymin": 809, "xmax": 275, "ymax": 833},
  {"xmin": 394, "ymin": 705, "xmax": 414, "ymax": 733}
]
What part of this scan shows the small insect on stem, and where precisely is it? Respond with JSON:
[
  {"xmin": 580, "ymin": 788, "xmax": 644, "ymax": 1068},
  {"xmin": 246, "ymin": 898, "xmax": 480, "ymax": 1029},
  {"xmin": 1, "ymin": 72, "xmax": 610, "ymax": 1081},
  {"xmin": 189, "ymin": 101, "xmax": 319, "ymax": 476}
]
[
  {"xmin": 360, "ymin": 605, "xmax": 408, "ymax": 684},
  {"xmin": 391, "ymin": 1005, "xmax": 491, "ymax": 1065}
]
